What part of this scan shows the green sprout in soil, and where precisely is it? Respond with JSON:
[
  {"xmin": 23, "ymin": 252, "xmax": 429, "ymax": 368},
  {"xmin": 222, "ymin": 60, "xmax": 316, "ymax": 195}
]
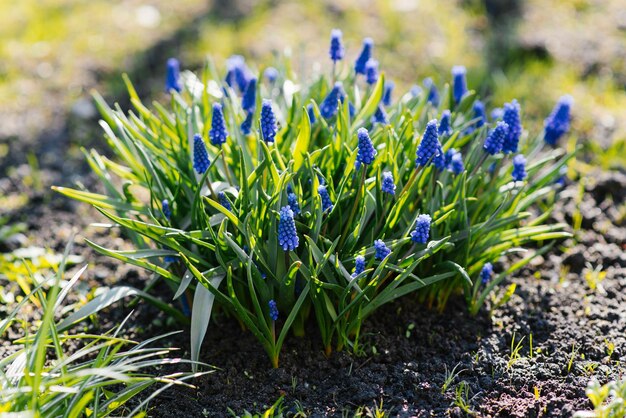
[{"xmin": 55, "ymin": 29, "xmax": 573, "ymax": 368}]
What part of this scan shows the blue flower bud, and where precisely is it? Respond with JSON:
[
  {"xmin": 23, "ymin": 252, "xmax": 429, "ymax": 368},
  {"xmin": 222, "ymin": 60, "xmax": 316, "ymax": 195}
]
[
  {"xmin": 162, "ymin": 199, "xmax": 171, "ymax": 220},
  {"xmin": 278, "ymin": 206, "xmax": 299, "ymax": 251},
  {"xmin": 438, "ymin": 110, "xmax": 453, "ymax": 136},
  {"xmin": 320, "ymin": 82, "xmax": 345, "ymax": 119},
  {"xmin": 354, "ymin": 38, "xmax": 374, "ymax": 75},
  {"xmin": 318, "ymin": 185, "xmax": 333, "ymax": 212},
  {"xmin": 192, "ymin": 134, "xmax": 211, "ymax": 174},
  {"xmin": 329, "ymin": 29, "xmax": 345, "ymax": 62},
  {"xmin": 352, "ymin": 255, "xmax": 366, "ymax": 277},
  {"xmin": 165, "ymin": 58, "xmax": 182, "ymax": 93},
  {"xmin": 268, "ymin": 299, "xmax": 279, "ymax": 321},
  {"xmin": 473, "ymin": 100, "xmax": 486, "ymax": 128},
  {"xmin": 491, "ymin": 107, "xmax": 503, "ymax": 120},
  {"xmin": 410, "ymin": 85, "xmax": 422, "ymax": 98},
  {"xmin": 480, "ymin": 262, "xmax": 493, "ymax": 284},
  {"xmin": 261, "ymin": 99, "xmax": 277, "ymax": 143},
  {"xmin": 264, "ymin": 67, "xmax": 279, "ymax": 83},
  {"xmin": 374, "ymin": 239, "xmax": 391, "ymax": 260},
  {"xmin": 356, "ymin": 127, "xmax": 377, "ymax": 165},
  {"xmin": 449, "ymin": 152, "xmax": 464, "ymax": 175},
  {"xmin": 307, "ymin": 104, "xmax": 316, "ymax": 124},
  {"xmin": 381, "ymin": 171, "xmax": 396, "ymax": 195},
  {"xmin": 511, "ymin": 154, "xmax": 527, "ymax": 182},
  {"xmin": 241, "ymin": 111, "xmax": 253, "ymax": 135},
  {"xmin": 218, "ymin": 191, "xmax": 231, "ymax": 211},
  {"xmin": 502, "ymin": 100, "xmax": 522, "ymax": 154},
  {"xmin": 544, "ymin": 95, "xmax": 573, "ymax": 146},
  {"xmin": 349, "ymin": 102, "xmax": 356, "ymax": 119},
  {"xmin": 209, "ymin": 103, "xmax": 229, "ymax": 146},
  {"xmin": 371, "ymin": 105, "xmax": 388, "ymax": 125},
  {"xmin": 365, "ymin": 59, "xmax": 379, "ymax": 85},
  {"xmin": 483, "ymin": 121, "xmax": 509, "ymax": 155},
  {"xmin": 416, "ymin": 120, "xmax": 445, "ymax": 169},
  {"xmin": 410, "ymin": 214, "xmax": 431, "ymax": 244},
  {"xmin": 423, "ymin": 78, "xmax": 439, "ymax": 107},
  {"xmin": 225, "ymin": 55, "xmax": 250, "ymax": 92},
  {"xmin": 287, "ymin": 192, "xmax": 300, "ymax": 215},
  {"xmin": 452, "ymin": 65, "xmax": 467, "ymax": 104},
  {"xmin": 242, "ymin": 78, "xmax": 257, "ymax": 112},
  {"xmin": 383, "ymin": 81, "xmax": 395, "ymax": 106}
]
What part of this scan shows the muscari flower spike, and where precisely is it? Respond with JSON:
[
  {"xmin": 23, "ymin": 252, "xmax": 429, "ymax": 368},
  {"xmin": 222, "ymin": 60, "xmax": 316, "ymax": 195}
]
[
  {"xmin": 452, "ymin": 65, "xmax": 467, "ymax": 104},
  {"xmin": 287, "ymin": 192, "xmax": 300, "ymax": 215},
  {"xmin": 445, "ymin": 148, "xmax": 458, "ymax": 166},
  {"xmin": 218, "ymin": 191, "xmax": 231, "ymax": 211},
  {"xmin": 241, "ymin": 111, "xmax": 253, "ymax": 135},
  {"xmin": 365, "ymin": 59, "xmax": 379, "ymax": 85},
  {"xmin": 423, "ymin": 78, "xmax": 440, "ymax": 107},
  {"xmin": 416, "ymin": 120, "xmax": 445, "ymax": 169},
  {"xmin": 374, "ymin": 239, "xmax": 391, "ymax": 260},
  {"xmin": 264, "ymin": 67, "xmax": 279, "ymax": 83},
  {"xmin": 352, "ymin": 255, "xmax": 366, "ymax": 278},
  {"xmin": 318, "ymin": 185, "xmax": 333, "ymax": 212},
  {"xmin": 192, "ymin": 134, "xmax": 211, "ymax": 174},
  {"xmin": 383, "ymin": 81, "xmax": 394, "ymax": 106},
  {"xmin": 371, "ymin": 105, "xmax": 388, "ymax": 125},
  {"xmin": 348, "ymin": 102, "xmax": 356, "ymax": 119},
  {"xmin": 261, "ymin": 99, "xmax": 277, "ymax": 143},
  {"xmin": 225, "ymin": 55, "xmax": 250, "ymax": 92},
  {"xmin": 242, "ymin": 78, "xmax": 257, "ymax": 112},
  {"xmin": 483, "ymin": 121, "xmax": 509, "ymax": 155},
  {"xmin": 480, "ymin": 262, "xmax": 493, "ymax": 284},
  {"xmin": 450, "ymin": 152, "xmax": 464, "ymax": 175},
  {"xmin": 410, "ymin": 214, "xmax": 431, "ymax": 244},
  {"xmin": 356, "ymin": 128, "xmax": 377, "ymax": 165},
  {"xmin": 307, "ymin": 104, "xmax": 316, "ymax": 124},
  {"xmin": 209, "ymin": 103, "xmax": 229, "ymax": 146},
  {"xmin": 410, "ymin": 85, "xmax": 422, "ymax": 98},
  {"xmin": 329, "ymin": 29, "xmax": 345, "ymax": 62},
  {"xmin": 381, "ymin": 171, "xmax": 395, "ymax": 195},
  {"xmin": 165, "ymin": 58, "xmax": 182, "ymax": 93},
  {"xmin": 502, "ymin": 100, "xmax": 522, "ymax": 154},
  {"xmin": 162, "ymin": 199, "xmax": 171, "ymax": 220},
  {"xmin": 473, "ymin": 100, "xmax": 486, "ymax": 128},
  {"xmin": 491, "ymin": 107, "xmax": 503, "ymax": 120},
  {"xmin": 438, "ymin": 110, "xmax": 453, "ymax": 136},
  {"xmin": 544, "ymin": 95, "xmax": 573, "ymax": 146},
  {"xmin": 320, "ymin": 82, "xmax": 345, "ymax": 119},
  {"xmin": 268, "ymin": 299, "xmax": 279, "ymax": 321},
  {"xmin": 354, "ymin": 37, "xmax": 374, "ymax": 75},
  {"xmin": 278, "ymin": 206, "xmax": 299, "ymax": 251},
  {"xmin": 512, "ymin": 154, "xmax": 527, "ymax": 182}
]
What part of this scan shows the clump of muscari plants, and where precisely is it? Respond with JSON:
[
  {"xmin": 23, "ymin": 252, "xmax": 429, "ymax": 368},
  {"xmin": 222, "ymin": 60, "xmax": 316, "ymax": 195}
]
[{"xmin": 55, "ymin": 30, "xmax": 573, "ymax": 367}]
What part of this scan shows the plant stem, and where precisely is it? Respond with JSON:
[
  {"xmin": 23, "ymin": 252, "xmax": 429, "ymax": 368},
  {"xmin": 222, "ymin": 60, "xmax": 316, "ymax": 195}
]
[
  {"xmin": 339, "ymin": 168, "xmax": 366, "ymax": 249},
  {"xmin": 398, "ymin": 166, "xmax": 419, "ymax": 198},
  {"xmin": 204, "ymin": 177, "xmax": 217, "ymax": 200},
  {"xmin": 221, "ymin": 152, "xmax": 233, "ymax": 186}
]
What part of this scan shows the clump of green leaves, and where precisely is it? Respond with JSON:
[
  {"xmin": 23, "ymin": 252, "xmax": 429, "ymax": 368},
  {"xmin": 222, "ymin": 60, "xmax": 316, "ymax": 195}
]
[
  {"xmin": 575, "ymin": 379, "xmax": 626, "ymax": 418},
  {"xmin": 56, "ymin": 36, "xmax": 571, "ymax": 367}
]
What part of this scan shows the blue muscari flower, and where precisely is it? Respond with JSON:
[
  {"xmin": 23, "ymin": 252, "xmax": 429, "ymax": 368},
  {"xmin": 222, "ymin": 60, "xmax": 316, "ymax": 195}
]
[
  {"xmin": 383, "ymin": 81, "xmax": 394, "ymax": 106},
  {"xmin": 354, "ymin": 37, "xmax": 374, "ymax": 75},
  {"xmin": 162, "ymin": 199, "xmax": 171, "ymax": 220},
  {"xmin": 438, "ymin": 110, "xmax": 453, "ymax": 136},
  {"xmin": 365, "ymin": 59, "xmax": 379, "ymax": 85},
  {"xmin": 287, "ymin": 192, "xmax": 300, "ymax": 215},
  {"xmin": 349, "ymin": 102, "xmax": 356, "ymax": 119},
  {"xmin": 209, "ymin": 103, "xmax": 229, "ymax": 146},
  {"xmin": 502, "ymin": 100, "xmax": 522, "ymax": 154},
  {"xmin": 445, "ymin": 148, "xmax": 458, "ymax": 167},
  {"xmin": 483, "ymin": 121, "xmax": 509, "ymax": 155},
  {"xmin": 424, "ymin": 78, "xmax": 440, "ymax": 107},
  {"xmin": 452, "ymin": 65, "xmax": 467, "ymax": 104},
  {"xmin": 278, "ymin": 206, "xmax": 299, "ymax": 251},
  {"xmin": 320, "ymin": 82, "xmax": 345, "ymax": 119},
  {"xmin": 480, "ymin": 262, "xmax": 493, "ymax": 284},
  {"xmin": 356, "ymin": 127, "xmax": 377, "ymax": 165},
  {"xmin": 416, "ymin": 120, "xmax": 445, "ymax": 169},
  {"xmin": 410, "ymin": 214, "xmax": 431, "ymax": 244},
  {"xmin": 307, "ymin": 104, "xmax": 316, "ymax": 124},
  {"xmin": 544, "ymin": 95, "xmax": 573, "ymax": 146},
  {"xmin": 261, "ymin": 99, "xmax": 277, "ymax": 143},
  {"xmin": 352, "ymin": 255, "xmax": 366, "ymax": 277},
  {"xmin": 371, "ymin": 105, "xmax": 388, "ymax": 125},
  {"xmin": 473, "ymin": 100, "xmax": 486, "ymax": 128},
  {"xmin": 165, "ymin": 58, "xmax": 182, "ymax": 93},
  {"xmin": 225, "ymin": 55, "xmax": 250, "ymax": 92},
  {"xmin": 410, "ymin": 85, "xmax": 422, "ymax": 98},
  {"xmin": 241, "ymin": 111, "xmax": 253, "ymax": 135},
  {"xmin": 329, "ymin": 29, "xmax": 345, "ymax": 62},
  {"xmin": 374, "ymin": 239, "xmax": 391, "ymax": 260},
  {"xmin": 318, "ymin": 185, "xmax": 333, "ymax": 212},
  {"xmin": 488, "ymin": 162, "xmax": 497, "ymax": 174},
  {"xmin": 264, "ymin": 67, "xmax": 279, "ymax": 83},
  {"xmin": 511, "ymin": 154, "xmax": 527, "ymax": 182},
  {"xmin": 242, "ymin": 78, "xmax": 257, "ymax": 112},
  {"xmin": 164, "ymin": 255, "xmax": 178, "ymax": 264},
  {"xmin": 268, "ymin": 299, "xmax": 279, "ymax": 321},
  {"xmin": 491, "ymin": 107, "xmax": 503, "ymax": 120},
  {"xmin": 192, "ymin": 134, "xmax": 211, "ymax": 174},
  {"xmin": 218, "ymin": 191, "xmax": 231, "ymax": 211},
  {"xmin": 381, "ymin": 171, "xmax": 395, "ymax": 195},
  {"xmin": 449, "ymin": 152, "xmax": 464, "ymax": 175}
]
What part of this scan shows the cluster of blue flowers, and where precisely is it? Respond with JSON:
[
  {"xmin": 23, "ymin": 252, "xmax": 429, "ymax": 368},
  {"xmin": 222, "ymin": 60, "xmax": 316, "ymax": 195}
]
[
  {"xmin": 352, "ymin": 255, "xmax": 366, "ymax": 277},
  {"xmin": 261, "ymin": 100, "xmax": 278, "ymax": 143},
  {"xmin": 165, "ymin": 58, "xmax": 182, "ymax": 93},
  {"xmin": 318, "ymin": 185, "xmax": 333, "ymax": 212},
  {"xmin": 192, "ymin": 134, "xmax": 211, "ymax": 174},
  {"xmin": 218, "ymin": 191, "xmax": 231, "ymax": 211},
  {"xmin": 374, "ymin": 239, "xmax": 391, "ymax": 260},
  {"xmin": 416, "ymin": 120, "xmax": 445, "ymax": 169},
  {"xmin": 381, "ymin": 171, "xmax": 396, "ymax": 195},
  {"xmin": 544, "ymin": 95, "xmax": 573, "ymax": 146},
  {"xmin": 268, "ymin": 300, "xmax": 279, "ymax": 321},
  {"xmin": 356, "ymin": 128, "xmax": 377, "ymax": 166},
  {"xmin": 162, "ymin": 199, "xmax": 171, "ymax": 220},
  {"xmin": 410, "ymin": 214, "xmax": 432, "ymax": 244},
  {"xmin": 278, "ymin": 206, "xmax": 299, "ymax": 251},
  {"xmin": 209, "ymin": 103, "xmax": 229, "ymax": 146},
  {"xmin": 320, "ymin": 82, "xmax": 345, "ymax": 119}
]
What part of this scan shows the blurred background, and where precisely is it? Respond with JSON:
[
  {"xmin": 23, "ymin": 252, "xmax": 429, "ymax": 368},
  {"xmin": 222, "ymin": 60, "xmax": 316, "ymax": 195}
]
[{"xmin": 0, "ymin": 0, "xmax": 624, "ymax": 218}]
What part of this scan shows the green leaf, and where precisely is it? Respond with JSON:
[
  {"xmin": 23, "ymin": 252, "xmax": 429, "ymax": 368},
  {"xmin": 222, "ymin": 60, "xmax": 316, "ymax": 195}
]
[{"xmin": 292, "ymin": 107, "xmax": 312, "ymax": 172}]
